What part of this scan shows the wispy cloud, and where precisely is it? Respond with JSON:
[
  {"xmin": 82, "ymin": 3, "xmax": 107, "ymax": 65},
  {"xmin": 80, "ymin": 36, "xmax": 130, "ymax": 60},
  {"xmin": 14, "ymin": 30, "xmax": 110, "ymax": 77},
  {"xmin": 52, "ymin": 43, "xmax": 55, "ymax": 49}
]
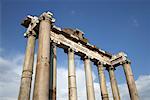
[
  {"xmin": 133, "ymin": 19, "xmax": 139, "ymax": 27},
  {"xmin": 71, "ymin": 10, "xmax": 76, "ymax": 15},
  {"xmin": 130, "ymin": 16, "xmax": 140, "ymax": 27}
]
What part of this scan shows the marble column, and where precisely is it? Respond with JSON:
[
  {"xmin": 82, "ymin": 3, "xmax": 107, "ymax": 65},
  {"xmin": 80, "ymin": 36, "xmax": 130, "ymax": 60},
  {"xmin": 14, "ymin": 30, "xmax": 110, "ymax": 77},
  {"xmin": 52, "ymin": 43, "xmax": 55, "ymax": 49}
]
[
  {"xmin": 107, "ymin": 66, "xmax": 120, "ymax": 100},
  {"xmin": 49, "ymin": 43, "xmax": 57, "ymax": 100},
  {"xmin": 123, "ymin": 61, "xmax": 139, "ymax": 100},
  {"xmin": 97, "ymin": 62, "xmax": 109, "ymax": 100},
  {"xmin": 52, "ymin": 44, "xmax": 57, "ymax": 100},
  {"xmin": 84, "ymin": 56, "xmax": 95, "ymax": 100},
  {"xmin": 18, "ymin": 30, "xmax": 36, "ymax": 100},
  {"xmin": 33, "ymin": 12, "xmax": 53, "ymax": 100},
  {"xmin": 68, "ymin": 48, "xmax": 77, "ymax": 100}
]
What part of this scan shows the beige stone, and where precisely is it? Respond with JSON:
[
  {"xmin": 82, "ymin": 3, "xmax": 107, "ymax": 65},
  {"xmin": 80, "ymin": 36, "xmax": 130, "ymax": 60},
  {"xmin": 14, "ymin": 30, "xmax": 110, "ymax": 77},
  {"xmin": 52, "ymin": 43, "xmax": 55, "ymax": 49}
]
[
  {"xmin": 123, "ymin": 62, "xmax": 139, "ymax": 100},
  {"xmin": 84, "ymin": 57, "xmax": 95, "ymax": 100},
  {"xmin": 33, "ymin": 15, "xmax": 51, "ymax": 100},
  {"xmin": 107, "ymin": 66, "xmax": 120, "ymax": 100},
  {"xmin": 68, "ymin": 49, "xmax": 77, "ymax": 100},
  {"xmin": 97, "ymin": 63, "xmax": 109, "ymax": 100},
  {"xmin": 18, "ymin": 32, "xmax": 36, "ymax": 100}
]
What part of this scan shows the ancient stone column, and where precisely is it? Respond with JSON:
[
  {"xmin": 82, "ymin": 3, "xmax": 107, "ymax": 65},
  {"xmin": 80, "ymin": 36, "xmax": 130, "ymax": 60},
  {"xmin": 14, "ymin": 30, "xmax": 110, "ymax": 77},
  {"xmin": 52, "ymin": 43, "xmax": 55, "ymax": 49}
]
[
  {"xmin": 49, "ymin": 43, "xmax": 57, "ymax": 100},
  {"xmin": 68, "ymin": 48, "xmax": 77, "ymax": 100},
  {"xmin": 122, "ymin": 60, "xmax": 139, "ymax": 100},
  {"xmin": 84, "ymin": 56, "xmax": 95, "ymax": 100},
  {"xmin": 97, "ymin": 62, "xmax": 109, "ymax": 100},
  {"xmin": 18, "ymin": 30, "xmax": 36, "ymax": 100},
  {"xmin": 107, "ymin": 66, "xmax": 120, "ymax": 100},
  {"xmin": 33, "ymin": 12, "xmax": 53, "ymax": 100}
]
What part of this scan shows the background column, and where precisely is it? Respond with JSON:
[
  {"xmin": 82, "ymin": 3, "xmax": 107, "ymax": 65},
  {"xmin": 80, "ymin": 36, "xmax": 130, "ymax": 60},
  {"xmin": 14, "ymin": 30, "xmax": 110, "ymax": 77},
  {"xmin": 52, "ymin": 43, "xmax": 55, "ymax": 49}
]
[
  {"xmin": 107, "ymin": 66, "xmax": 120, "ymax": 100},
  {"xmin": 49, "ymin": 43, "xmax": 57, "ymax": 100},
  {"xmin": 68, "ymin": 48, "xmax": 77, "ymax": 100},
  {"xmin": 123, "ymin": 60, "xmax": 139, "ymax": 100},
  {"xmin": 97, "ymin": 62, "xmax": 109, "ymax": 100},
  {"xmin": 18, "ymin": 31, "xmax": 36, "ymax": 100},
  {"xmin": 33, "ymin": 12, "xmax": 53, "ymax": 100},
  {"xmin": 84, "ymin": 56, "xmax": 95, "ymax": 100}
]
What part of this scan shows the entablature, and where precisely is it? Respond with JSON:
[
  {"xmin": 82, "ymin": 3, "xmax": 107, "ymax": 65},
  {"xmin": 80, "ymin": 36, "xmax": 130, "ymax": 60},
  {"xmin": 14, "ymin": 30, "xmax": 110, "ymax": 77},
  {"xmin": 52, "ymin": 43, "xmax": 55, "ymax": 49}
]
[{"xmin": 21, "ymin": 13, "xmax": 130, "ymax": 67}]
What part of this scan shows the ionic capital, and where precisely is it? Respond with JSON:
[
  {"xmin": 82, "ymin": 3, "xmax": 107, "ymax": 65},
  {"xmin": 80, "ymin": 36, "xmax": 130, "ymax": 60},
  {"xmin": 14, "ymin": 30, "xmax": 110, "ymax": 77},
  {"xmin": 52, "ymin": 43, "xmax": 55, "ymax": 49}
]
[
  {"xmin": 120, "ymin": 59, "xmax": 131, "ymax": 65},
  {"xmin": 39, "ymin": 11, "xmax": 55, "ymax": 23},
  {"xmin": 95, "ymin": 61, "xmax": 102, "ymax": 66},
  {"xmin": 81, "ymin": 55, "xmax": 90, "ymax": 61},
  {"xmin": 94, "ymin": 61, "xmax": 106, "ymax": 67},
  {"xmin": 68, "ymin": 48, "xmax": 74, "ymax": 53},
  {"xmin": 24, "ymin": 30, "xmax": 37, "ymax": 38},
  {"xmin": 106, "ymin": 65, "xmax": 116, "ymax": 71},
  {"xmin": 96, "ymin": 61, "xmax": 102, "ymax": 66},
  {"xmin": 23, "ymin": 15, "xmax": 39, "ymax": 38},
  {"xmin": 64, "ymin": 48, "xmax": 74, "ymax": 54}
]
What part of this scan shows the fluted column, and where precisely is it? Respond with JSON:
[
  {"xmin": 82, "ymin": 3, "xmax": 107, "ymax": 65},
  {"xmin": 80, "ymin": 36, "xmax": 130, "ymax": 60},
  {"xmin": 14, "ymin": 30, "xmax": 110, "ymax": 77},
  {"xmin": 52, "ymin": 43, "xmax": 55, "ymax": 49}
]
[
  {"xmin": 18, "ymin": 30, "xmax": 36, "ymax": 100},
  {"xmin": 123, "ymin": 61, "xmax": 139, "ymax": 100},
  {"xmin": 83, "ymin": 56, "xmax": 95, "ymax": 100},
  {"xmin": 49, "ymin": 43, "xmax": 57, "ymax": 100},
  {"xmin": 107, "ymin": 66, "xmax": 120, "ymax": 100},
  {"xmin": 97, "ymin": 62, "xmax": 109, "ymax": 100},
  {"xmin": 68, "ymin": 48, "xmax": 77, "ymax": 100},
  {"xmin": 33, "ymin": 12, "xmax": 53, "ymax": 100}
]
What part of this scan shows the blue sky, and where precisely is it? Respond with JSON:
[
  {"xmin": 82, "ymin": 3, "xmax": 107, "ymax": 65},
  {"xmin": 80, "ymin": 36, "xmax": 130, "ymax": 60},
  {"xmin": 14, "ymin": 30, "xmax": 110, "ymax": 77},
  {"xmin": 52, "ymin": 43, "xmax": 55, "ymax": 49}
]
[{"xmin": 0, "ymin": 0, "xmax": 150, "ymax": 100}]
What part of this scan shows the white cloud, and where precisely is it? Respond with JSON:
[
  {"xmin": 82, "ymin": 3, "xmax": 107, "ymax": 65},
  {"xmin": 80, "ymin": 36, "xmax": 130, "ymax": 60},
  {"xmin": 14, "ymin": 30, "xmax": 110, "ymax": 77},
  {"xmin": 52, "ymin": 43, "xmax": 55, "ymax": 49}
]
[
  {"xmin": 129, "ymin": 17, "xmax": 140, "ymax": 28},
  {"xmin": 71, "ymin": 10, "xmax": 76, "ymax": 15},
  {"xmin": 135, "ymin": 75, "xmax": 150, "ymax": 100},
  {"xmin": 0, "ymin": 53, "xmax": 150, "ymax": 100},
  {"xmin": 133, "ymin": 19, "xmax": 139, "ymax": 27},
  {"xmin": 0, "ymin": 54, "xmax": 23, "ymax": 100}
]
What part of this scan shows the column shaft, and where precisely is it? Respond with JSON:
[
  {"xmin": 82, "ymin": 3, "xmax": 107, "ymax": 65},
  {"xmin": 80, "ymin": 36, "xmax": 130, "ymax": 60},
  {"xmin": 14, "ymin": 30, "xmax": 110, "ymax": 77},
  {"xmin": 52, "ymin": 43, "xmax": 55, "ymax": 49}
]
[
  {"xmin": 68, "ymin": 49, "xmax": 77, "ymax": 100},
  {"xmin": 97, "ymin": 64, "xmax": 109, "ymax": 100},
  {"xmin": 108, "ymin": 67, "xmax": 120, "ymax": 100},
  {"xmin": 33, "ymin": 18, "xmax": 51, "ymax": 100},
  {"xmin": 52, "ymin": 45, "xmax": 57, "ymax": 100},
  {"xmin": 18, "ymin": 33, "xmax": 36, "ymax": 100},
  {"xmin": 84, "ymin": 58, "xmax": 95, "ymax": 100},
  {"xmin": 123, "ymin": 63, "xmax": 139, "ymax": 100},
  {"xmin": 49, "ymin": 44, "xmax": 57, "ymax": 100}
]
